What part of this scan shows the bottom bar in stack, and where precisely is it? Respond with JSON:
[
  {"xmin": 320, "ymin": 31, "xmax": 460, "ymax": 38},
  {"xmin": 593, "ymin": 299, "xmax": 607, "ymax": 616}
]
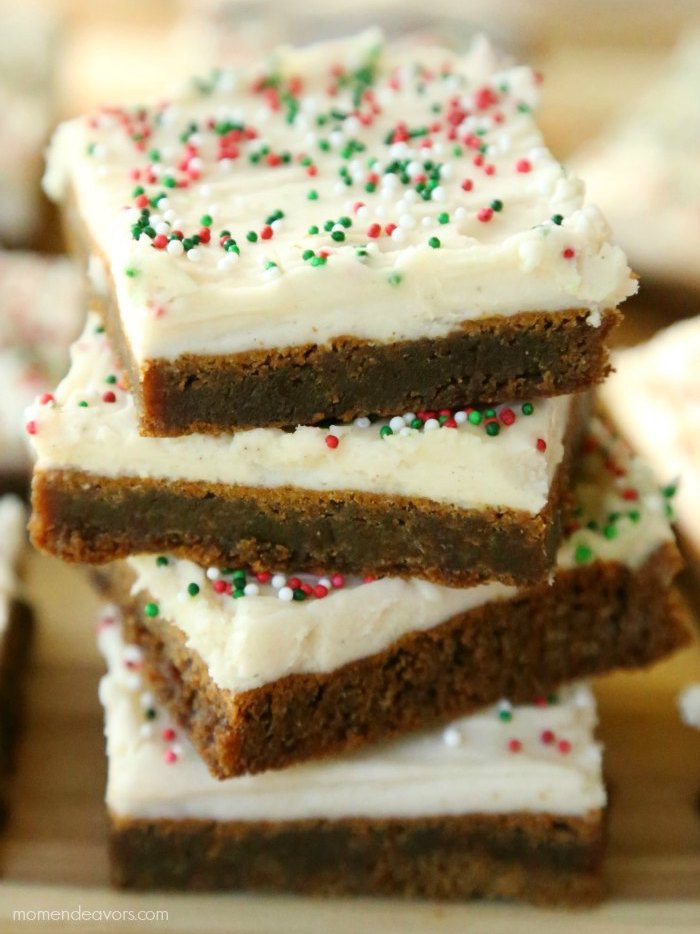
[{"xmin": 98, "ymin": 611, "xmax": 605, "ymax": 906}]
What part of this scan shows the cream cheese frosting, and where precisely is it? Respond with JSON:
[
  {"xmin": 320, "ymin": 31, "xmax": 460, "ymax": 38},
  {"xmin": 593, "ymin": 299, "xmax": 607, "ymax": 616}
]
[
  {"xmin": 44, "ymin": 31, "xmax": 636, "ymax": 363},
  {"xmin": 599, "ymin": 317, "xmax": 700, "ymax": 556},
  {"xmin": 27, "ymin": 313, "xmax": 571, "ymax": 513},
  {"xmin": 0, "ymin": 496, "xmax": 27, "ymax": 638},
  {"xmin": 98, "ymin": 607, "xmax": 605, "ymax": 820},
  {"xmin": 573, "ymin": 32, "xmax": 700, "ymax": 287},
  {"xmin": 124, "ymin": 415, "xmax": 674, "ymax": 694},
  {"xmin": 678, "ymin": 684, "xmax": 700, "ymax": 729},
  {"xmin": 0, "ymin": 251, "xmax": 82, "ymax": 474}
]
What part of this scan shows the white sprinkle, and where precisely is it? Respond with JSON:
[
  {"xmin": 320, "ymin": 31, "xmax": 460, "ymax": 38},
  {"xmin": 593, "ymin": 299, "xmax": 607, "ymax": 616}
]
[
  {"xmin": 187, "ymin": 248, "xmax": 201, "ymax": 262},
  {"xmin": 271, "ymin": 574, "xmax": 287, "ymax": 590},
  {"xmin": 140, "ymin": 723, "xmax": 155, "ymax": 738},
  {"xmin": 402, "ymin": 412, "xmax": 416, "ymax": 424},
  {"xmin": 399, "ymin": 426, "xmax": 412, "ymax": 437},
  {"xmin": 432, "ymin": 186, "xmax": 446, "ymax": 202},
  {"xmin": 139, "ymin": 691, "xmax": 155, "ymax": 709},
  {"xmin": 439, "ymin": 163, "xmax": 452, "ymax": 179},
  {"xmin": 125, "ymin": 207, "xmax": 141, "ymax": 223},
  {"xmin": 219, "ymin": 158, "xmax": 232, "ymax": 172},
  {"xmin": 155, "ymin": 222, "xmax": 170, "ymax": 235},
  {"xmin": 356, "ymin": 205, "xmax": 368, "ymax": 219},
  {"xmin": 391, "ymin": 227, "xmax": 406, "ymax": 242},
  {"xmin": 408, "ymin": 160, "xmax": 421, "ymax": 176},
  {"xmin": 443, "ymin": 727, "xmax": 462, "ymax": 748},
  {"xmin": 454, "ymin": 206, "xmax": 466, "ymax": 221},
  {"xmin": 218, "ymin": 256, "xmax": 236, "ymax": 270},
  {"xmin": 271, "ymin": 219, "xmax": 284, "ymax": 232},
  {"xmin": 403, "ymin": 189, "xmax": 418, "ymax": 203},
  {"xmin": 206, "ymin": 567, "xmax": 220, "ymax": 580},
  {"xmin": 421, "ymin": 216, "xmax": 433, "ymax": 228},
  {"xmin": 244, "ymin": 583, "xmax": 260, "ymax": 597},
  {"xmin": 318, "ymin": 577, "xmax": 332, "ymax": 590},
  {"xmin": 278, "ymin": 586, "xmax": 294, "ymax": 602},
  {"xmin": 176, "ymin": 591, "xmax": 187, "ymax": 603},
  {"xmin": 333, "ymin": 181, "xmax": 347, "ymax": 195},
  {"xmin": 454, "ymin": 410, "xmax": 468, "ymax": 424},
  {"xmin": 354, "ymin": 416, "xmax": 371, "ymax": 429},
  {"xmin": 424, "ymin": 418, "xmax": 439, "ymax": 431},
  {"xmin": 167, "ymin": 239, "xmax": 184, "ymax": 256},
  {"xmin": 389, "ymin": 416, "xmax": 405, "ymax": 432},
  {"xmin": 399, "ymin": 213, "xmax": 416, "ymax": 229},
  {"xmin": 162, "ymin": 208, "xmax": 175, "ymax": 221}
]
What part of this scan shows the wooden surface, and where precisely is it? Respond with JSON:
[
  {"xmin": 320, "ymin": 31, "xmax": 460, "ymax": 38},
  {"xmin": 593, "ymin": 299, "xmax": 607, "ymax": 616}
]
[{"xmin": 0, "ymin": 552, "xmax": 698, "ymax": 932}]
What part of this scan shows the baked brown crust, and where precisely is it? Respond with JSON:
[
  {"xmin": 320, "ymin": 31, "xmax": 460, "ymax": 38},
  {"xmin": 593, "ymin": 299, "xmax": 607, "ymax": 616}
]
[
  {"xmin": 96, "ymin": 543, "xmax": 689, "ymax": 779},
  {"xmin": 66, "ymin": 192, "xmax": 620, "ymax": 435},
  {"xmin": 108, "ymin": 809, "xmax": 605, "ymax": 904},
  {"xmin": 28, "ymin": 395, "xmax": 586, "ymax": 584}
]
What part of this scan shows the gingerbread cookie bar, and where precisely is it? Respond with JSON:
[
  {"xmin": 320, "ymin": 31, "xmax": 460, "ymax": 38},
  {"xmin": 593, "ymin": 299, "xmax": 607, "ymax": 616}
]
[
  {"xmin": 99, "ymin": 612, "xmax": 606, "ymax": 904},
  {"xmin": 0, "ymin": 496, "xmax": 33, "ymax": 818},
  {"xmin": 0, "ymin": 251, "xmax": 82, "ymax": 494},
  {"xmin": 95, "ymin": 417, "xmax": 688, "ymax": 778},
  {"xmin": 28, "ymin": 314, "xmax": 585, "ymax": 586},
  {"xmin": 45, "ymin": 32, "xmax": 635, "ymax": 435}
]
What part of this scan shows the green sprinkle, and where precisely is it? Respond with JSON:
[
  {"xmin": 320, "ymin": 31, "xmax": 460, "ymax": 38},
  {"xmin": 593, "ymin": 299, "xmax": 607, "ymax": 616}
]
[
  {"xmin": 246, "ymin": 231, "xmax": 258, "ymax": 242},
  {"xmin": 379, "ymin": 425, "xmax": 393, "ymax": 438},
  {"xmin": 603, "ymin": 525, "xmax": 617, "ymax": 540},
  {"xmin": 308, "ymin": 225, "xmax": 319, "ymax": 235},
  {"xmin": 498, "ymin": 710, "xmax": 512, "ymax": 723},
  {"xmin": 437, "ymin": 212, "xmax": 449, "ymax": 224},
  {"xmin": 339, "ymin": 215, "xmax": 352, "ymax": 228},
  {"xmin": 144, "ymin": 602, "xmax": 159, "ymax": 618},
  {"xmin": 521, "ymin": 402, "xmax": 534, "ymax": 416},
  {"xmin": 365, "ymin": 181, "xmax": 377, "ymax": 193},
  {"xmin": 293, "ymin": 588, "xmax": 306, "ymax": 601},
  {"xmin": 187, "ymin": 583, "xmax": 200, "ymax": 597},
  {"xmin": 163, "ymin": 176, "xmax": 176, "ymax": 188},
  {"xmin": 125, "ymin": 267, "xmax": 137, "ymax": 278},
  {"xmin": 490, "ymin": 199, "xmax": 503, "ymax": 212},
  {"xmin": 662, "ymin": 482, "xmax": 677, "ymax": 499},
  {"xmin": 387, "ymin": 272, "xmax": 402, "ymax": 287},
  {"xmin": 145, "ymin": 708, "xmax": 157, "ymax": 720},
  {"xmin": 302, "ymin": 249, "xmax": 314, "ymax": 260},
  {"xmin": 105, "ymin": 374, "xmax": 117, "ymax": 384},
  {"xmin": 411, "ymin": 418, "xmax": 423, "ymax": 429},
  {"xmin": 517, "ymin": 102, "xmax": 530, "ymax": 113},
  {"xmin": 132, "ymin": 185, "xmax": 145, "ymax": 197},
  {"xmin": 310, "ymin": 255, "xmax": 326, "ymax": 267},
  {"xmin": 331, "ymin": 230, "xmax": 345, "ymax": 242},
  {"xmin": 428, "ymin": 236, "xmax": 441, "ymax": 249},
  {"xmin": 307, "ymin": 189, "xmax": 319, "ymax": 200},
  {"xmin": 551, "ymin": 214, "xmax": 563, "ymax": 225},
  {"xmin": 628, "ymin": 509, "xmax": 641, "ymax": 523},
  {"xmin": 485, "ymin": 421, "xmax": 500, "ymax": 437},
  {"xmin": 468, "ymin": 410, "xmax": 482, "ymax": 426},
  {"xmin": 155, "ymin": 556, "xmax": 169, "ymax": 567},
  {"xmin": 200, "ymin": 214, "xmax": 212, "ymax": 227},
  {"xmin": 233, "ymin": 588, "xmax": 245, "ymax": 599},
  {"xmin": 574, "ymin": 544, "xmax": 593, "ymax": 565},
  {"xmin": 484, "ymin": 408, "xmax": 496, "ymax": 418},
  {"xmin": 77, "ymin": 400, "xmax": 88, "ymax": 408}
]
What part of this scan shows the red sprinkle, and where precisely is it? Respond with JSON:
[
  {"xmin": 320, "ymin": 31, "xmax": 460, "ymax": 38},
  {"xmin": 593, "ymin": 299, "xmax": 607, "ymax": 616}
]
[
  {"xmin": 39, "ymin": 392, "xmax": 54, "ymax": 405},
  {"xmin": 325, "ymin": 434, "xmax": 339, "ymax": 449},
  {"xmin": 367, "ymin": 223, "xmax": 381, "ymax": 238},
  {"xmin": 163, "ymin": 749, "xmax": 177, "ymax": 764},
  {"xmin": 213, "ymin": 579, "xmax": 227, "ymax": 594},
  {"xmin": 102, "ymin": 391, "xmax": 116, "ymax": 404},
  {"xmin": 541, "ymin": 729, "xmax": 555, "ymax": 745},
  {"xmin": 385, "ymin": 222, "xmax": 397, "ymax": 236},
  {"xmin": 536, "ymin": 438, "xmax": 547, "ymax": 453},
  {"xmin": 161, "ymin": 728, "xmax": 176, "ymax": 742},
  {"xmin": 153, "ymin": 234, "xmax": 168, "ymax": 250},
  {"xmin": 461, "ymin": 178, "xmax": 473, "ymax": 191},
  {"xmin": 508, "ymin": 739, "xmax": 522, "ymax": 753},
  {"xmin": 499, "ymin": 407, "xmax": 515, "ymax": 426},
  {"xmin": 562, "ymin": 247, "xmax": 576, "ymax": 259},
  {"xmin": 330, "ymin": 574, "xmax": 345, "ymax": 589},
  {"xmin": 558, "ymin": 739, "xmax": 572, "ymax": 755},
  {"xmin": 314, "ymin": 585, "xmax": 329, "ymax": 599},
  {"xmin": 622, "ymin": 488, "xmax": 638, "ymax": 501},
  {"xmin": 260, "ymin": 225, "xmax": 273, "ymax": 240},
  {"xmin": 516, "ymin": 158, "xmax": 532, "ymax": 173},
  {"xmin": 256, "ymin": 571, "xmax": 271, "ymax": 584},
  {"xmin": 25, "ymin": 421, "xmax": 37, "ymax": 435},
  {"xmin": 477, "ymin": 207, "xmax": 493, "ymax": 222},
  {"xmin": 288, "ymin": 577, "xmax": 302, "ymax": 590}
]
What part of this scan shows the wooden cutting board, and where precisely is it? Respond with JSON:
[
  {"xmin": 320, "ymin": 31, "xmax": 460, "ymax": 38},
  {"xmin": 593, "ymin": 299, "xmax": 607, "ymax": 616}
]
[{"xmin": 0, "ymin": 553, "xmax": 698, "ymax": 933}]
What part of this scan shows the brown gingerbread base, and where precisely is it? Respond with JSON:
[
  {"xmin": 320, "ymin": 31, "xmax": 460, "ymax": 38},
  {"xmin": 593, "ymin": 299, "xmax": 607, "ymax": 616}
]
[
  {"xmin": 96, "ymin": 542, "xmax": 688, "ymax": 779},
  {"xmin": 109, "ymin": 808, "xmax": 605, "ymax": 905}
]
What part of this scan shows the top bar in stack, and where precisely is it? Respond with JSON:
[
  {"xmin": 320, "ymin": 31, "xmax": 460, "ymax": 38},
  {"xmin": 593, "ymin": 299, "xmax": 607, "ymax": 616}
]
[{"xmin": 44, "ymin": 31, "xmax": 636, "ymax": 435}]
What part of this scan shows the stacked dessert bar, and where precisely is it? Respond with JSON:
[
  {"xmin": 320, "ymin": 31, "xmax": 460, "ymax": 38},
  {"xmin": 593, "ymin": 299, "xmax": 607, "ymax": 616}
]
[{"xmin": 30, "ymin": 32, "xmax": 689, "ymax": 903}]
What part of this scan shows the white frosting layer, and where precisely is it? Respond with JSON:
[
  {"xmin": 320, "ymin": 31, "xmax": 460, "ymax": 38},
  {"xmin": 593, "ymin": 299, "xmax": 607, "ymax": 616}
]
[
  {"xmin": 28, "ymin": 313, "xmax": 570, "ymax": 513},
  {"xmin": 45, "ymin": 32, "xmax": 635, "ymax": 363},
  {"xmin": 600, "ymin": 317, "xmax": 700, "ymax": 556},
  {"xmin": 0, "ymin": 251, "xmax": 82, "ymax": 473},
  {"xmin": 679, "ymin": 684, "xmax": 700, "ymax": 729},
  {"xmin": 98, "ymin": 609, "xmax": 605, "ymax": 820},
  {"xmin": 0, "ymin": 496, "xmax": 27, "ymax": 638},
  {"xmin": 125, "ymin": 415, "xmax": 673, "ymax": 693},
  {"xmin": 573, "ymin": 32, "xmax": 700, "ymax": 287}
]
